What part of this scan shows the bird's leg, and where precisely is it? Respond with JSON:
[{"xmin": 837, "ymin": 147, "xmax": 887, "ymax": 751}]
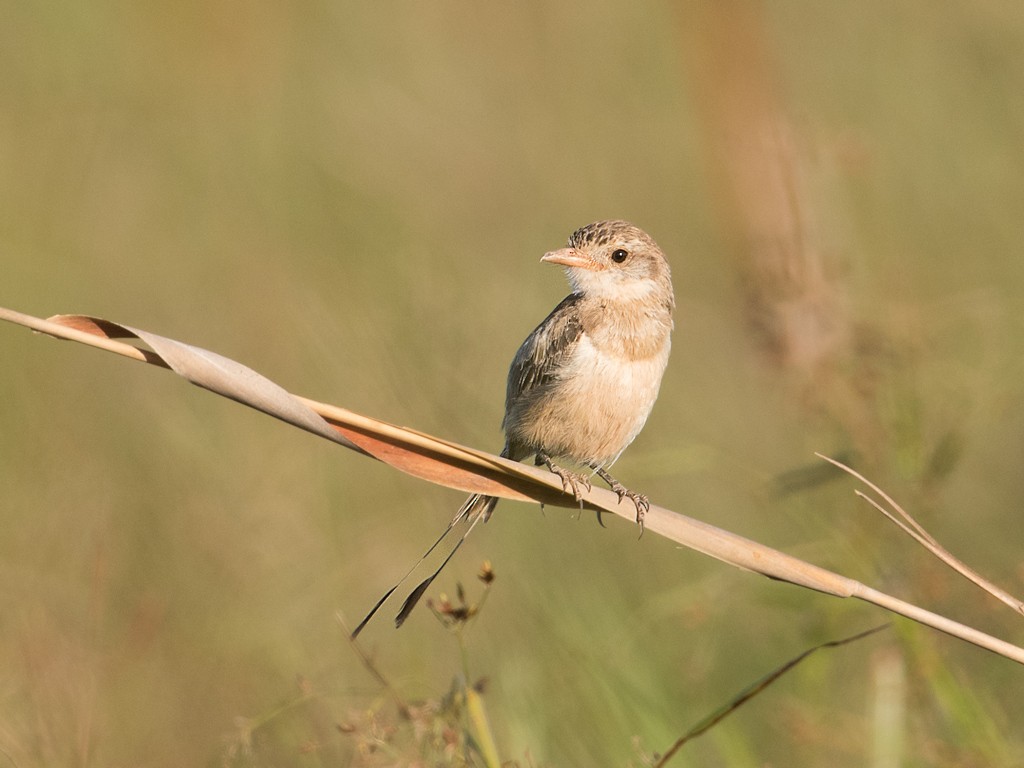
[
  {"xmin": 536, "ymin": 451, "xmax": 591, "ymax": 503},
  {"xmin": 592, "ymin": 466, "xmax": 650, "ymax": 529}
]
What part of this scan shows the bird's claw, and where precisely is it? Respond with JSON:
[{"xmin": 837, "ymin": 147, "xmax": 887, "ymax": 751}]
[
  {"xmin": 542, "ymin": 455, "xmax": 649, "ymax": 532},
  {"xmin": 628, "ymin": 492, "xmax": 649, "ymax": 533},
  {"xmin": 608, "ymin": 480, "xmax": 649, "ymax": 531},
  {"xmin": 552, "ymin": 466, "xmax": 592, "ymax": 502},
  {"xmin": 539, "ymin": 454, "xmax": 591, "ymax": 503}
]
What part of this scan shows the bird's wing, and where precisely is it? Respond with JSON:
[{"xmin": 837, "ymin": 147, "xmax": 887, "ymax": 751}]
[{"xmin": 505, "ymin": 293, "xmax": 585, "ymax": 407}]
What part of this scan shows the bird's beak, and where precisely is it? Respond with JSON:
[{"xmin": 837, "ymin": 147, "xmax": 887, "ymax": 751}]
[{"xmin": 540, "ymin": 247, "xmax": 602, "ymax": 270}]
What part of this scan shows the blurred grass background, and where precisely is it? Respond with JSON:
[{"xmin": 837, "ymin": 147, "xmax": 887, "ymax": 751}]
[{"xmin": 3, "ymin": 1, "xmax": 1024, "ymax": 765}]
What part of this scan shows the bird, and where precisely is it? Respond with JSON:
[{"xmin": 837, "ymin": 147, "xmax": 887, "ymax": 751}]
[
  {"xmin": 352, "ymin": 220, "xmax": 674, "ymax": 635},
  {"xmin": 473, "ymin": 218, "xmax": 675, "ymax": 523}
]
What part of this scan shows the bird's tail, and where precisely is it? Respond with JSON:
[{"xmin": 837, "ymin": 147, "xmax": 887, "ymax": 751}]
[{"xmin": 350, "ymin": 493, "xmax": 498, "ymax": 638}]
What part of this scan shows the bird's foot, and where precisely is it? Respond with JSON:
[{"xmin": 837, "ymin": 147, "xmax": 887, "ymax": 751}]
[
  {"xmin": 620, "ymin": 487, "xmax": 650, "ymax": 531},
  {"xmin": 593, "ymin": 467, "xmax": 650, "ymax": 531},
  {"xmin": 538, "ymin": 453, "xmax": 591, "ymax": 503}
]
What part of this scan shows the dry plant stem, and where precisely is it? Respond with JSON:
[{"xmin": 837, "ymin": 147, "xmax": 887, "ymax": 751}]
[
  {"xmin": 652, "ymin": 625, "xmax": 890, "ymax": 767},
  {"xmin": 337, "ymin": 613, "xmax": 410, "ymax": 719},
  {"xmin": 0, "ymin": 307, "xmax": 169, "ymax": 368},
  {"xmin": 856, "ymin": 491, "xmax": 1024, "ymax": 617},
  {"xmin": 817, "ymin": 453, "xmax": 1024, "ymax": 617},
  {"xmin": 2, "ymin": 306, "xmax": 1024, "ymax": 664}
]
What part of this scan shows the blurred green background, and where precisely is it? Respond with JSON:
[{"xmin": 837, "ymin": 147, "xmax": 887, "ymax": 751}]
[{"xmin": 3, "ymin": 1, "xmax": 1024, "ymax": 765}]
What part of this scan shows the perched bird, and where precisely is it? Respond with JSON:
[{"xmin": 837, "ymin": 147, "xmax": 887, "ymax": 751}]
[
  {"xmin": 470, "ymin": 218, "xmax": 675, "ymax": 525},
  {"xmin": 353, "ymin": 220, "xmax": 674, "ymax": 635}
]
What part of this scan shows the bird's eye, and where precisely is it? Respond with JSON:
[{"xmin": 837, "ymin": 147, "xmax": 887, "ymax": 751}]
[{"xmin": 611, "ymin": 249, "xmax": 629, "ymax": 263}]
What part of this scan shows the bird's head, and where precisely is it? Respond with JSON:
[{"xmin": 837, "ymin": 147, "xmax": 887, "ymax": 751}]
[{"xmin": 541, "ymin": 220, "xmax": 673, "ymax": 307}]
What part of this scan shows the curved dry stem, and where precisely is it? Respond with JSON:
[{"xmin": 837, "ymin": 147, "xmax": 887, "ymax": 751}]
[{"xmin": 2, "ymin": 305, "xmax": 1023, "ymax": 664}]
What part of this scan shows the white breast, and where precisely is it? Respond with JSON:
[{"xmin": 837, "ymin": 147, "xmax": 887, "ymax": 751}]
[{"xmin": 518, "ymin": 331, "xmax": 669, "ymax": 467}]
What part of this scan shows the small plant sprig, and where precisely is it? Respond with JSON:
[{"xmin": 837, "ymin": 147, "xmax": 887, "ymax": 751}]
[
  {"xmin": 428, "ymin": 560, "xmax": 495, "ymax": 631},
  {"xmin": 428, "ymin": 562, "xmax": 502, "ymax": 768},
  {"xmin": 339, "ymin": 563, "xmax": 504, "ymax": 768}
]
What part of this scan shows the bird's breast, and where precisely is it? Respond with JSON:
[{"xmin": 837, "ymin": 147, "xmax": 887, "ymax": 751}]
[{"xmin": 507, "ymin": 328, "xmax": 671, "ymax": 467}]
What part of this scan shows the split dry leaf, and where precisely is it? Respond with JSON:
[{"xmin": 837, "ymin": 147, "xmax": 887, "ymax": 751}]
[
  {"xmin": 1, "ymin": 305, "xmax": 1022, "ymax": 664},
  {"xmin": 818, "ymin": 453, "xmax": 1024, "ymax": 616}
]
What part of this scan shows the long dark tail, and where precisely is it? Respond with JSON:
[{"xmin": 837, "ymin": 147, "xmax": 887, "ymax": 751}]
[{"xmin": 350, "ymin": 493, "xmax": 498, "ymax": 638}]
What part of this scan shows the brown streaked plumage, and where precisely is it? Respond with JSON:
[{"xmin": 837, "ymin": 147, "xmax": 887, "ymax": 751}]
[{"xmin": 353, "ymin": 220, "xmax": 674, "ymax": 635}]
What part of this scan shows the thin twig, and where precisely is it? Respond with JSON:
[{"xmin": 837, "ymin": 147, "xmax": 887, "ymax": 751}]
[
  {"xmin": 653, "ymin": 625, "xmax": 890, "ymax": 767},
  {"xmin": 337, "ymin": 613, "xmax": 410, "ymax": 719},
  {"xmin": 818, "ymin": 453, "xmax": 1024, "ymax": 617}
]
